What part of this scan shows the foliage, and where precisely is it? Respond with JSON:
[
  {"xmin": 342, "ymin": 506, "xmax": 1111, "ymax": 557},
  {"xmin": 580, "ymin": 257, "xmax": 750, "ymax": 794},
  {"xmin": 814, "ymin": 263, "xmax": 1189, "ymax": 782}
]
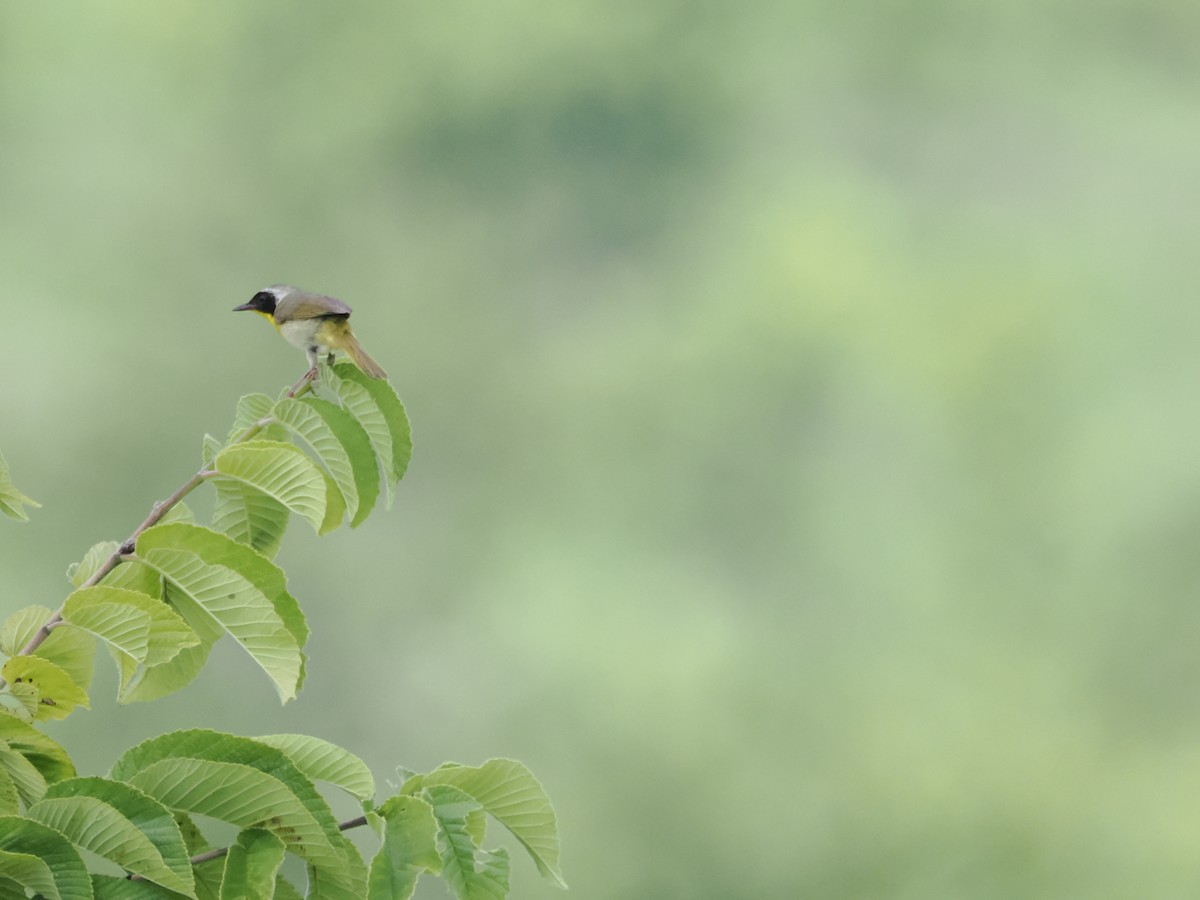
[{"xmin": 0, "ymin": 364, "xmax": 563, "ymax": 898}]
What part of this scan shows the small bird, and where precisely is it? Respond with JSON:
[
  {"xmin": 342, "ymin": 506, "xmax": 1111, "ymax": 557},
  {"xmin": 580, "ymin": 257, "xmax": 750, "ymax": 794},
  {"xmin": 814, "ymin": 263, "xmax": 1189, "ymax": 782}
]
[{"xmin": 233, "ymin": 285, "xmax": 387, "ymax": 383}]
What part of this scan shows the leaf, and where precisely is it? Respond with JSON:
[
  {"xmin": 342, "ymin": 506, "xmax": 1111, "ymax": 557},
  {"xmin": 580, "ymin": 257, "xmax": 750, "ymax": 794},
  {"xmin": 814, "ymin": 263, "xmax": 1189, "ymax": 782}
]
[
  {"xmin": 29, "ymin": 777, "xmax": 194, "ymax": 895},
  {"xmin": 0, "ymin": 656, "xmax": 89, "ymax": 722},
  {"xmin": 368, "ymin": 794, "xmax": 441, "ymax": 900},
  {"xmin": 222, "ymin": 828, "xmax": 285, "ymax": 899},
  {"xmin": 404, "ymin": 759, "xmax": 565, "ymax": 887},
  {"xmin": 211, "ymin": 479, "xmax": 289, "ymax": 558},
  {"xmin": 119, "ymin": 581, "xmax": 223, "ymax": 704},
  {"xmin": 92, "ymin": 874, "xmax": 184, "ymax": 898},
  {"xmin": 37, "ymin": 625, "xmax": 97, "ymax": 693},
  {"xmin": 0, "ymin": 606, "xmax": 51, "ymax": 656},
  {"xmin": 254, "ymin": 734, "xmax": 374, "ymax": 803},
  {"xmin": 62, "ymin": 588, "xmax": 153, "ymax": 664},
  {"xmin": 0, "ymin": 765, "xmax": 19, "ymax": 817},
  {"xmin": 0, "ymin": 738, "xmax": 48, "ymax": 807},
  {"xmin": 67, "ymin": 542, "xmax": 119, "ymax": 588},
  {"xmin": 157, "ymin": 502, "xmax": 195, "ymax": 526},
  {"xmin": 329, "ymin": 362, "xmax": 412, "ymax": 507},
  {"xmin": 110, "ymin": 730, "xmax": 346, "ymax": 873},
  {"xmin": 0, "ymin": 606, "xmax": 94, "ymax": 692},
  {"xmin": 426, "ymin": 786, "xmax": 509, "ymax": 900},
  {"xmin": 0, "ymin": 815, "xmax": 91, "ymax": 899},
  {"xmin": 0, "ymin": 715, "xmax": 75, "ymax": 785},
  {"xmin": 225, "ymin": 393, "xmax": 283, "ymax": 445},
  {"xmin": 306, "ymin": 831, "xmax": 369, "ymax": 900},
  {"xmin": 213, "ymin": 441, "xmax": 326, "ymax": 533},
  {"xmin": 274, "ymin": 396, "xmax": 380, "ymax": 528},
  {"xmin": 137, "ymin": 524, "xmax": 308, "ymax": 699},
  {"xmin": 0, "ymin": 452, "xmax": 39, "ymax": 523},
  {"xmin": 274, "ymin": 875, "xmax": 305, "ymax": 899}
]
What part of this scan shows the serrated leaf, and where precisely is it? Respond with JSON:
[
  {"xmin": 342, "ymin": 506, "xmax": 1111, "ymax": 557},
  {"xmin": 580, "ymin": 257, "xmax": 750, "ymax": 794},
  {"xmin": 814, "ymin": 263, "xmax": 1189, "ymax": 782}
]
[
  {"xmin": 404, "ymin": 759, "xmax": 565, "ymax": 888},
  {"xmin": 0, "ymin": 656, "xmax": 89, "ymax": 722},
  {"xmin": 202, "ymin": 434, "xmax": 223, "ymax": 468},
  {"xmin": 0, "ymin": 693, "xmax": 32, "ymax": 723},
  {"xmin": 213, "ymin": 441, "xmax": 326, "ymax": 533},
  {"xmin": 329, "ymin": 363, "xmax": 411, "ymax": 507},
  {"xmin": 225, "ymin": 393, "xmax": 280, "ymax": 444},
  {"xmin": 0, "ymin": 738, "xmax": 48, "ymax": 807},
  {"xmin": 135, "ymin": 548, "xmax": 301, "ymax": 703},
  {"xmin": 211, "ymin": 479, "xmax": 290, "ymax": 559},
  {"xmin": 369, "ymin": 794, "xmax": 441, "ymax": 900},
  {"xmin": 222, "ymin": 828, "xmax": 285, "ymax": 899},
  {"xmin": 68, "ymin": 542, "xmax": 120, "ymax": 588},
  {"xmin": 0, "ymin": 814, "xmax": 91, "ymax": 899},
  {"xmin": 0, "ymin": 606, "xmax": 52, "ymax": 657},
  {"xmin": 0, "ymin": 452, "xmax": 39, "ymax": 523},
  {"xmin": 0, "ymin": 715, "xmax": 75, "ymax": 785},
  {"xmin": 274, "ymin": 875, "xmax": 305, "ymax": 899},
  {"xmin": 119, "ymin": 581, "xmax": 223, "ymax": 704},
  {"xmin": 110, "ymin": 730, "xmax": 346, "ymax": 875},
  {"xmin": 136, "ymin": 524, "xmax": 308, "ymax": 699},
  {"xmin": 255, "ymin": 734, "xmax": 375, "ymax": 803},
  {"xmin": 305, "ymin": 831, "xmax": 369, "ymax": 900},
  {"xmin": 318, "ymin": 469, "xmax": 347, "ymax": 536},
  {"xmin": 62, "ymin": 588, "xmax": 152, "ymax": 664},
  {"xmin": 29, "ymin": 777, "xmax": 194, "ymax": 895},
  {"xmin": 274, "ymin": 396, "xmax": 380, "ymax": 528},
  {"xmin": 38, "ymin": 624, "xmax": 97, "ymax": 695},
  {"xmin": 427, "ymin": 786, "xmax": 509, "ymax": 900}
]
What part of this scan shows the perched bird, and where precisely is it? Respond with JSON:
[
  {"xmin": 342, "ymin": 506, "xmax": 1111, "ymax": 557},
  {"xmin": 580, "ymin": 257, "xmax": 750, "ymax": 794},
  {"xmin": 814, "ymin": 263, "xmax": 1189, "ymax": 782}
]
[{"xmin": 234, "ymin": 285, "xmax": 387, "ymax": 382}]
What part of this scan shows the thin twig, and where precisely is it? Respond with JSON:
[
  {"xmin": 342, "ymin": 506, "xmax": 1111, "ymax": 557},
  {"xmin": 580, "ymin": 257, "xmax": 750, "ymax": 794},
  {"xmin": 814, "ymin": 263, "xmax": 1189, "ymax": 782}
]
[{"xmin": 4, "ymin": 375, "xmax": 314, "ymax": 677}]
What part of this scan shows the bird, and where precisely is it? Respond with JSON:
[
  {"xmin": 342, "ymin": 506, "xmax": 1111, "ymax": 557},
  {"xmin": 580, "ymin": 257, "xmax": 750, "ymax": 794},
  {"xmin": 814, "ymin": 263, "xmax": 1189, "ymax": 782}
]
[{"xmin": 233, "ymin": 285, "xmax": 387, "ymax": 384}]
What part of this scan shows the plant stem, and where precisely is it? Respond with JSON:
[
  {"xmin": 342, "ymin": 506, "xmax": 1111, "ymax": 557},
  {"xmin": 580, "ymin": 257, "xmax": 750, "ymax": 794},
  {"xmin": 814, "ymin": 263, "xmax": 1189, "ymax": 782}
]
[
  {"xmin": 128, "ymin": 814, "xmax": 370, "ymax": 880},
  {"xmin": 6, "ymin": 375, "xmax": 315, "ymax": 672}
]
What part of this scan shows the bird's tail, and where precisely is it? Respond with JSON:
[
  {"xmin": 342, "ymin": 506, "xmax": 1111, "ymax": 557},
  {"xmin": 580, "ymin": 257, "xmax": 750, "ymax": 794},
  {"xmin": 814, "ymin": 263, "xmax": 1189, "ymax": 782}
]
[{"xmin": 339, "ymin": 330, "xmax": 388, "ymax": 379}]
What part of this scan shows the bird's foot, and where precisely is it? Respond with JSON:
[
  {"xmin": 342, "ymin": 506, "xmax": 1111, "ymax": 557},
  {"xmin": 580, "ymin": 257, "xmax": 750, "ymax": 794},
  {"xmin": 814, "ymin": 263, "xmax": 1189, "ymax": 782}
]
[{"xmin": 288, "ymin": 367, "xmax": 320, "ymax": 398}]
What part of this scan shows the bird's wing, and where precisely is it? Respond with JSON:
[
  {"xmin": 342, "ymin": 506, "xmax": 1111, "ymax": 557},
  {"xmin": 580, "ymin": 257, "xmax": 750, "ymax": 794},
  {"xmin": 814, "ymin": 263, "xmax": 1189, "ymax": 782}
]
[{"xmin": 281, "ymin": 292, "xmax": 354, "ymax": 319}]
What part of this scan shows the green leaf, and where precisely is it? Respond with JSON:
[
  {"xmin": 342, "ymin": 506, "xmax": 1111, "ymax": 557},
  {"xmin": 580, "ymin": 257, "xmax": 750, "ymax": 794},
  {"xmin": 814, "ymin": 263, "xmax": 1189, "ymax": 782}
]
[
  {"xmin": 0, "ymin": 815, "xmax": 91, "ymax": 899},
  {"xmin": 404, "ymin": 759, "xmax": 565, "ymax": 888},
  {"xmin": 0, "ymin": 877, "xmax": 25, "ymax": 899},
  {"xmin": 274, "ymin": 875, "xmax": 305, "ymax": 900},
  {"xmin": 274, "ymin": 396, "xmax": 380, "ymax": 528},
  {"xmin": 110, "ymin": 730, "xmax": 346, "ymax": 873},
  {"xmin": 254, "ymin": 734, "xmax": 374, "ymax": 803},
  {"xmin": 202, "ymin": 433, "xmax": 223, "ymax": 468},
  {"xmin": 329, "ymin": 362, "xmax": 412, "ymax": 507},
  {"xmin": 136, "ymin": 524, "xmax": 308, "ymax": 700},
  {"xmin": 0, "ymin": 656, "xmax": 89, "ymax": 722},
  {"xmin": 0, "ymin": 607, "xmax": 95, "ymax": 693},
  {"xmin": 213, "ymin": 440, "xmax": 326, "ymax": 533},
  {"xmin": 68, "ymin": 542, "xmax": 119, "ymax": 588},
  {"xmin": 225, "ymin": 393, "xmax": 282, "ymax": 444},
  {"xmin": 306, "ymin": 831, "xmax": 369, "ymax": 900},
  {"xmin": 29, "ymin": 777, "xmax": 194, "ymax": 895},
  {"xmin": 369, "ymin": 794, "xmax": 441, "ymax": 900},
  {"xmin": 0, "ymin": 715, "xmax": 75, "ymax": 785},
  {"xmin": 0, "ymin": 765, "xmax": 19, "ymax": 817},
  {"xmin": 119, "ymin": 581, "xmax": 223, "ymax": 704},
  {"xmin": 92, "ymin": 874, "xmax": 184, "ymax": 898},
  {"xmin": 0, "ymin": 606, "xmax": 51, "ymax": 656},
  {"xmin": 427, "ymin": 786, "xmax": 509, "ymax": 900},
  {"xmin": 38, "ymin": 625, "xmax": 96, "ymax": 693},
  {"xmin": 62, "ymin": 587, "xmax": 153, "ymax": 664},
  {"xmin": 0, "ymin": 738, "xmax": 48, "ymax": 807},
  {"xmin": 158, "ymin": 502, "xmax": 195, "ymax": 526},
  {"xmin": 131, "ymin": 528, "xmax": 302, "ymax": 703},
  {"xmin": 0, "ymin": 452, "xmax": 39, "ymax": 523},
  {"xmin": 222, "ymin": 828, "xmax": 285, "ymax": 899},
  {"xmin": 211, "ymin": 479, "xmax": 290, "ymax": 558}
]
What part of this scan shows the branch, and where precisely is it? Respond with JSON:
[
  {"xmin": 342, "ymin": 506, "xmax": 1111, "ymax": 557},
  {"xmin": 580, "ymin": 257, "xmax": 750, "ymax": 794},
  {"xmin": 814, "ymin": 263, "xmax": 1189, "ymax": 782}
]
[
  {"xmin": 4, "ymin": 377, "xmax": 316, "ymax": 673},
  {"xmin": 128, "ymin": 814, "xmax": 370, "ymax": 880}
]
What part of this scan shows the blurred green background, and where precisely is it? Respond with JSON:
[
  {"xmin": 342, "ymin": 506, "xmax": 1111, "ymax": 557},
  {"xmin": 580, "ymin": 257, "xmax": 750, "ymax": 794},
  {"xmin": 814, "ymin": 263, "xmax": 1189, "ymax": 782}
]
[{"xmin": 3, "ymin": 1, "xmax": 1200, "ymax": 896}]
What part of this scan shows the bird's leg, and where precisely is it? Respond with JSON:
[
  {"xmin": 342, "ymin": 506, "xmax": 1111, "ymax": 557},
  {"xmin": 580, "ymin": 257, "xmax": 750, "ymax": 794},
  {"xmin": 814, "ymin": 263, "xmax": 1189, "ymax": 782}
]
[{"xmin": 288, "ymin": 347, "xmax": 321, "ymax": 397}]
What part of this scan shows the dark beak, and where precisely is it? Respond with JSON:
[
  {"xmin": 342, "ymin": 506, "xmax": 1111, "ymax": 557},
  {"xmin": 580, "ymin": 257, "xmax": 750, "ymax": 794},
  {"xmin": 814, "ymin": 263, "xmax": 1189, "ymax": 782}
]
[{"xmin": 232, "ymin": 302, "xmax": 256, "ymax": 312}]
